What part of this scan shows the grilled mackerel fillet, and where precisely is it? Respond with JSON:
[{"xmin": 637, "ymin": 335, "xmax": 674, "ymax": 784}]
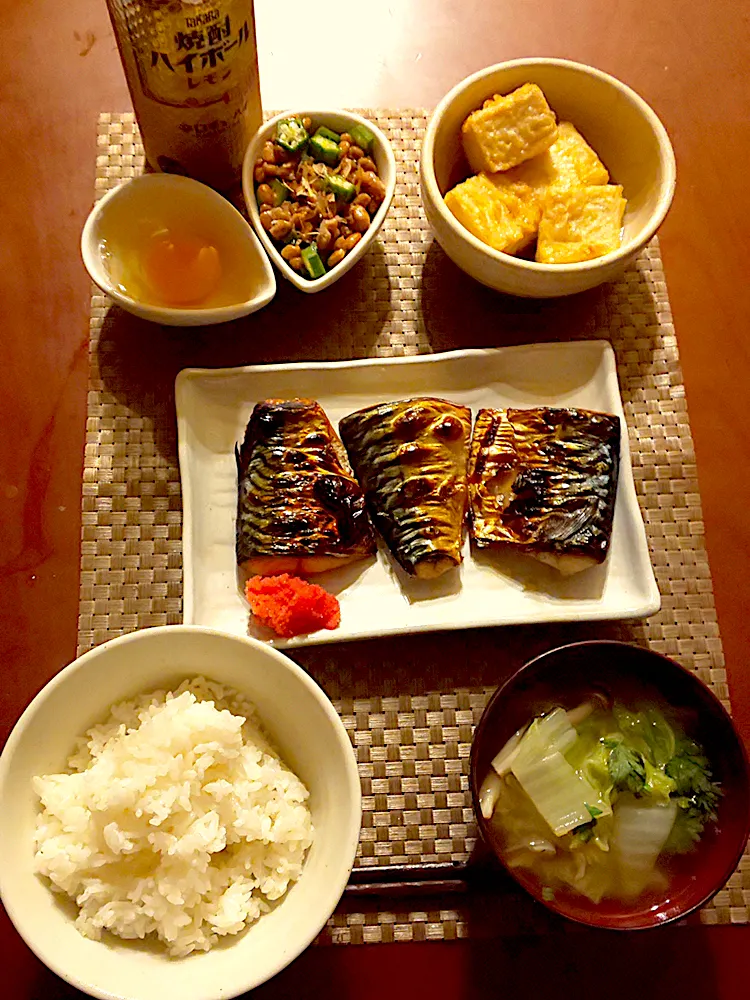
[
  {"xmin": 468, "ymin": 407, "xmax": 620, "ymax": 575},
  {"xmin": 339, "ymin": 397, "xmax": 472, "ymax": 579},
  {"xmin": 236, "ymin": 398, "xmax": 375, "ymax": 576}
]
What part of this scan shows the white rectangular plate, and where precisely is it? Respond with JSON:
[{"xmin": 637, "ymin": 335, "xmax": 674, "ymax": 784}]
[{"xmin": 176, "ymin": 343, "xmax": 660, "ymax": 647}]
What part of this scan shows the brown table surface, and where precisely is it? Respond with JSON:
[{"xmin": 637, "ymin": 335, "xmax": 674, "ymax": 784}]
[{"xmin": 2, "ymin": 1, "xmax": 749, "ymax": 997}]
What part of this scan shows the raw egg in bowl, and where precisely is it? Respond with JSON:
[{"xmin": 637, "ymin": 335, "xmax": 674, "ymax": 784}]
[{"xmin": 81, "ymin": 174, "xmax": 276, "ymax": 326}]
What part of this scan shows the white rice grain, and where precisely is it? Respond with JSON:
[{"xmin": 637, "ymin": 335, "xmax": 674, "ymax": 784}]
[{"xmin": 32, "ymin": 677, "xmax": 313, "ymax": 957}]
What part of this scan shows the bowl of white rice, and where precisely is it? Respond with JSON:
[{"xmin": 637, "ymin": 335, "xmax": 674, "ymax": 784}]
[{"xmin": 0, "ymin": 625, "xmax": 361, "ymax": 1000}]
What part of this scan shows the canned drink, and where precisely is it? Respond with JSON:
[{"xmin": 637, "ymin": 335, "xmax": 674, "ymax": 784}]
[{"xmin": 106, "ymin": 0, "xmax": 262, "ymax": 193}]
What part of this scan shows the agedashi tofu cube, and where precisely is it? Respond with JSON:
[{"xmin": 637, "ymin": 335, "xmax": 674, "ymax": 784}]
[
  {"xmin": 502, "ymin": 122, "xmax": 609, "ymax": 193},
  {"xmin": 444, "ymin": 172, "xmax": 541, "ymax": 254},
  {"xmin": 547, "ymin": 122, "xmax": 610, "ymax": 187},
  {"xmin": 497, "ymin": 151, "xmax": 557, "ymax": 194},
  {"xmin": 462, "ymin": 83, "xmax": 558, "ymax": 173},
  {"xmin": 536, "ymin": 185, "xmax": 627, "ymax": 264}
]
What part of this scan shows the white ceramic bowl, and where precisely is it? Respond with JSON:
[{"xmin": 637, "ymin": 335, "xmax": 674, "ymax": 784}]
[
  {"xmin": 421, "ymin": 59, "xmax": 677, "ymax": 298},
  {"xmin": 0, "ymin": 626, "xmax": 361, "ymax": 1000},
  {"xmin": 242, "ymin": 110, "xmax": 396, "ymax": 293},
  {"xmin": 81, "ymin": 174, "xmax": 276, "ymax": 325}
]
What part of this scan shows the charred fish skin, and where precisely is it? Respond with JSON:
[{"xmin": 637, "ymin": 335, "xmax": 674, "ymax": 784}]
[
  {"xmin": 468, "ymin": 407, "xmax": 620, "ymax": 571},
  {"xmin": 236, "ymin": 398, "xmax": 375, "ymax": 575},
  {"xmin": 339, "ymin": 397, "xmax": 472, "ymax": 578}
]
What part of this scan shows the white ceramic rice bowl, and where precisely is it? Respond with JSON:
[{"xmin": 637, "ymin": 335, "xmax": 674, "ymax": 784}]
[{"xmin": 0, "ymin": 626, "xmax": 361, "ymax": 1000}]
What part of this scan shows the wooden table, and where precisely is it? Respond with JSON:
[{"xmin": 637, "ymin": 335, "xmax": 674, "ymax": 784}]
[{"xmin": 2, "ymin": 1, "xmax": 748, "ymax": 996}]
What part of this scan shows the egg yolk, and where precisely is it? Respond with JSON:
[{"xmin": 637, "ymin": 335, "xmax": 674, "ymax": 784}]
[{"xmin": 142, "ymin": 231, "xmax": 222, "ymax": 306}]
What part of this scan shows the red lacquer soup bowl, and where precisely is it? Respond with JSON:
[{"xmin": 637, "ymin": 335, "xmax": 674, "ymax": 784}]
[{"xmin": 470, "ymin": 641, "xmax": 750, "ymax": 930}]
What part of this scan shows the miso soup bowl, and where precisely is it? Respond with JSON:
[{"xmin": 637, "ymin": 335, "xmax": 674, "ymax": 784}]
[
  {"xmin": 421, "ymin": 58, "xmax": 677, "ymax": 297},
  {"xmin": 470, "ymin": 641, "xmax": 750, "ymax": 930}
]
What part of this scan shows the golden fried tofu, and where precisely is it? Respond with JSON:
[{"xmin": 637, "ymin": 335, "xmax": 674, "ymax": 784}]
[
  {"xmin": 444, "ymin": 172, "xmax": 541, "ymax": 254},
  {"xmin": 536, "ymin": 185, "xmax": 626, "ymax": 264},
  {"xmin": 501, "ymin": 122, "xmax": 609, "ymax": 192},
  {"xmin": 547, "ymin": 122, "xmax": 610, "ymax": 186},
  {"xmin": 498, "ymin": 152, "xmax": 557, "ymax": 194},
  {"xmin": 462, "ymin": 83, "xmax": 558, "ymax": 173}
]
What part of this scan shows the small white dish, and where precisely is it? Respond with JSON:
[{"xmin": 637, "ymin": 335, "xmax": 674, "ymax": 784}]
[
  {"xmin": 81, "ymin": 174, "xmax": 276, "ymax": 326},
  {"xmin": 242, "ymin": 110, "xmax": 396, "ymax": 293},
  {"xmin": 0, "ymin": 626, "xmax": 361, "ymax": 1000},
  {"xmin": 175, "ymin": 342, "xmax": 660, "ymax": 648}
]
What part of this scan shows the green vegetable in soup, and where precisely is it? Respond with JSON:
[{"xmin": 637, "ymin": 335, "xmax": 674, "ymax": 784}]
[
  {"xmin": 517, "ymin": 708, "xmax": 578, "ymax": 760},
  {"xmin": 482, "ymin": 698, "xmax": 721, "ymax": 904},
  {"xmin": 511, "ymin": 747, "xmax": 609, "ymax": 837},
  {"xmin": 612, "ymin": 796, "xmax": 678, "ymax": 898},
  {"xmin": 612, "ymin": 704, "xmax": 676, "ymax": 767},
  {"xmin": 662, "ymin": 737, "xmax": 721, "ymax": 853},
  {"xmin": 666, "ymin": 738, "xmax": 721, "ymax": 815},
  {"xmin": 575, "ymin": 820, "xmax": 597, "ymax": 843},
  {"xmin": 643, "ymin": 758, "xmax": 676, "ymax": 801},
  {"xmin": 664, "ymin": 807, "xmax": 708, "ymax": 854},
  {"xmin": 510, "ymin": 708, "xmax": 610, "ymax": 837},
  {"xmin": 604, "ymin": 738, "xmax": 646, "ymax": 795}
]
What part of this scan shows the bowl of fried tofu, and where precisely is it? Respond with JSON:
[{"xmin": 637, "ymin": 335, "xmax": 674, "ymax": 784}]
[{"xmin": 420, "ymin": 59, "xmax": 676, "ymax": 298}]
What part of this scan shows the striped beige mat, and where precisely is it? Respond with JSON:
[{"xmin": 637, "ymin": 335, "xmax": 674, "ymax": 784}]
[{"xmin": 78, "ymin": 111, "xmax": 748, "ymax": 941}]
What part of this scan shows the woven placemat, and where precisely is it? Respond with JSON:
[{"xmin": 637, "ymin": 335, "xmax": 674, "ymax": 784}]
[{"xmin": 79, "ymin": 111, "xmax": 749, "ymax": 942}]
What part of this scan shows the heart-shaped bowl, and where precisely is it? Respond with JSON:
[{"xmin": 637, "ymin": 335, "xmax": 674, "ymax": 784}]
[
  {"xmin": 81, "ymin": 174, "xmax": 276, "ymax": 326},
  {"xmin": 242, "ymin": 109, "xmax": 396, "ymax": 293}
]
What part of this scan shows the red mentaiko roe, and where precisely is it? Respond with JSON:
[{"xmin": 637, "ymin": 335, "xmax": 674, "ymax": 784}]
[{"xmin": 244, "ymin": 574, "xmax": 341, "ymax": 638}]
